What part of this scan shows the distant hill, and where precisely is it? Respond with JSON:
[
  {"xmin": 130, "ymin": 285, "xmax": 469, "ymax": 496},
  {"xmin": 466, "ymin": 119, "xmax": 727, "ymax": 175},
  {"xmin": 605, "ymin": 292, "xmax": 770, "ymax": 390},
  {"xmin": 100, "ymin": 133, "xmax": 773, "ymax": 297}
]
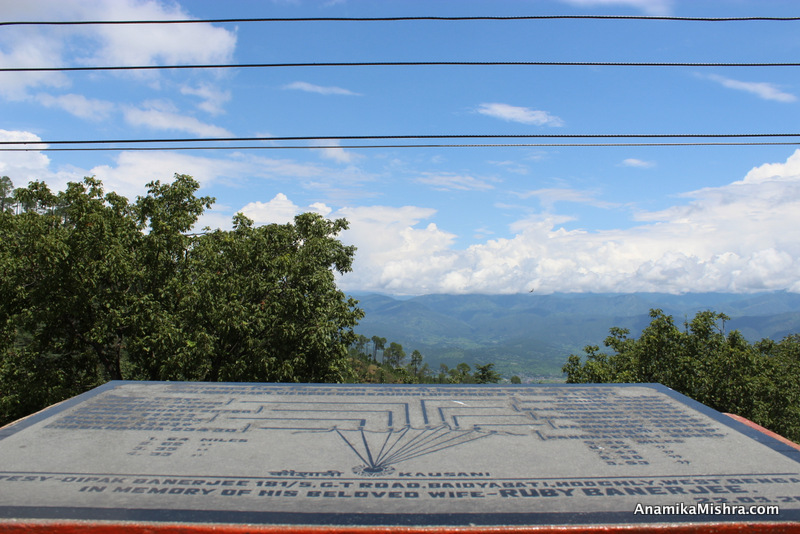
[{"xmin": 349, "ymin": 292, "xmax": 800, "ymax": 380}]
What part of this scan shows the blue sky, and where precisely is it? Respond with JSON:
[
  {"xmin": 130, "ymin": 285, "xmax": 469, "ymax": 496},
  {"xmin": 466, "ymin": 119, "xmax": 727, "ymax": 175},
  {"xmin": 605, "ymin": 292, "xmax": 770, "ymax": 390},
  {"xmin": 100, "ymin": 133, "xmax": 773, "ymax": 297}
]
[{"xmin": 2, "ymin": 0, "xmax": 800, "ymax": 295}]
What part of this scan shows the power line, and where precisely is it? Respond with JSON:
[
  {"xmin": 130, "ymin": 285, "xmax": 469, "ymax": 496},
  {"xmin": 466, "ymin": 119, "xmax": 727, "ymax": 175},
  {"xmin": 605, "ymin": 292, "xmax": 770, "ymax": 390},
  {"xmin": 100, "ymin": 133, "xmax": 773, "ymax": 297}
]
[
  {"xmin": 2, "ymin": 15, "xmax": 800, "ymax": 26},
  {"xmin": 2, "ymin": 133, "xmax": 800, "ymax": 146},
  {"xmin": 4, "ymin": 61, "xmax": 799, "ymax": 73},
  {"xmin": 3, "ymin": 142, "xmax": 800, "ymax": 153}
]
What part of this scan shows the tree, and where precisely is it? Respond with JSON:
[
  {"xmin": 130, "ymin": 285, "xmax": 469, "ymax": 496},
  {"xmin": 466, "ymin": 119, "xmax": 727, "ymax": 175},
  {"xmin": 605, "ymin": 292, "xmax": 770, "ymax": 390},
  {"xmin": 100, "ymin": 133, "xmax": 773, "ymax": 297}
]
[
  {"xmin": 449, "ymin": 362, "xmax": 473, "ymax": 383},
  {"xmin": 410, "ymin": 350, "xmax": 423, "ymax": 377},
  {"xmin": 438, "ymin": 363, "xmax": 449, "ymax": 383},
  {"xmin": 352, "ymin": 335, "xmax": 370, "ymax": 359},
  {"xmin": 0, "ymin": 175, "xmax": 363, "ymax": 426},
  {"xmin": 0, "ymin": 176, "xmax": 13, "ymax": 212},
  {"xmin": 371, "ymin": 336, "xmax": 386, "ymax": 363},
  {"xmin": 171, "ymin": 212, "xmax": 363, "ymax": 383},
  {"xmin": 510, "ymin": 375, "xmax": 522, "ymax": 384},
  {"xmin": 473, "ymin": 363, "xmax": 501, "ymax": 384},
  {"xmin": 383, "ymin": 342, "xmax": 406, "ymax": 368}
]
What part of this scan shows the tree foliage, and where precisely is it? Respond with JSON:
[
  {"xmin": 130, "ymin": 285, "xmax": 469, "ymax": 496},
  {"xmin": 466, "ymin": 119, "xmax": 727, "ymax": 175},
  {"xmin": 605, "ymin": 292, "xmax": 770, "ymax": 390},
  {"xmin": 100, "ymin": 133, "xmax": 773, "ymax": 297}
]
[
  {"xmin": 563, "ymin": 309, "xmax": 800, "ymax": 443},
  {"xmin": 0, "ymin": 175, "xmax": 363, "ymax": 425}
]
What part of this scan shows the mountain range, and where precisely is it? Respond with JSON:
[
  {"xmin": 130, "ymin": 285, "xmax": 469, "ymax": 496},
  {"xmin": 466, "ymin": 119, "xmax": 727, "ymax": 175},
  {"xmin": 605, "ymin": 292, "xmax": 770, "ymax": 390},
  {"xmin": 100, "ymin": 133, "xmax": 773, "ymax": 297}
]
[{"xmin": 349, "ymin": 292, "xmax": 800, "ymax": 380}]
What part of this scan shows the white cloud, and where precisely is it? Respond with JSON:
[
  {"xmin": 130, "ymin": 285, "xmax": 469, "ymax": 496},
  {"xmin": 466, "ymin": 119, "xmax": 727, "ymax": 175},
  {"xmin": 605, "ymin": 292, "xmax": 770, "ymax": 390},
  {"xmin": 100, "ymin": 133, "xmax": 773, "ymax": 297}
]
[
  {"xmin": 335, "ymin": 205, "xmax": 459, "ymax": 294},
  {"xmin": 0, "ymin": 130, "xmax": 54, "ymax": 184},
  {"xmin": 0, "ymin": 31, "xmax": 70, "ymax": 99},
  {"xmin": 7, "ymin": 126, "xmax": 800, "ymax": 296},
  {"xmin": 35, "ymin": 93, "xmax": 115, "ymax": 121},
  {"xmin": 123, "ymin": 100, "xmax": 232, "ymax": 137},
  {"xmin": 180, "ymin": 84, "xmax": 232, "ymax": 115},
  {"xmin": 88, "ymin": 151, "xmax": 245, "ymax": 200},
  {"xmin": 239, "ymin": 194, "xmax": 333, "ymax": 225},
  {"xmin": 78, "ymin": 2, "xmax": 237, "ymax": 67},
  {"xmin": 283, "ymin": 81, "xmax": 361, "ymax": 96},
  {"xmin": 312, "ymin": 139, "xmax": 362, "ymax": 164},
  {"xmin": 558, "ymin": 0, "xmax": 673, "ymax": 15},
  {"xmin": 621, "ymin": 158, "xmax": 655, "ymax": 168},
  {"xmin": 415, "ymin": 172, "xmax": 496, "ymax": 191},
  {"xmin": 334, "ymin": 149, "xmax": 800, "ymax": 295},
  {"xmin": 476, "ymin": 103, "xmax": 564, "ymax": 127},
  {"xmin": 517, "ymin": 188, "xmax": 619, "ymax": 210},
  {"xmin": 704, "ymin": 74, "xmax": 796, "ymax": 103},
  {"xmin": 0, "ymin": 1, "xmax": 236, "ymax": 97},
  {"xmin": 739, "ymin": 149, "xmax": 800, "ymax": 184}
]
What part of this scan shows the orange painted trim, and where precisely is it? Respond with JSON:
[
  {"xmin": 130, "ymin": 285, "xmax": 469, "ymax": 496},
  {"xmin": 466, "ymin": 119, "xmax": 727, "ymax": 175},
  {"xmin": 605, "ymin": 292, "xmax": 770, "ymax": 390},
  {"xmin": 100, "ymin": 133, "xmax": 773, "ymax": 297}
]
[
  {"xmin": 2, "ymin": 521, "xmax": 800, "ymax": 534},
  {"xmin": 724, "ymin": 413, "xmax": 800, "ymax": 452}
]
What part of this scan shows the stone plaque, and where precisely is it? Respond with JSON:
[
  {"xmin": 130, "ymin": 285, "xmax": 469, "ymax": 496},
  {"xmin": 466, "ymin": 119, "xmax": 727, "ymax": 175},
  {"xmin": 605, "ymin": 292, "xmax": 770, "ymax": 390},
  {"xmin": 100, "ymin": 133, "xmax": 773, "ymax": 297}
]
[{"xmin": 1, "ymin": 382, "xmax": 799, "ymax": 527}]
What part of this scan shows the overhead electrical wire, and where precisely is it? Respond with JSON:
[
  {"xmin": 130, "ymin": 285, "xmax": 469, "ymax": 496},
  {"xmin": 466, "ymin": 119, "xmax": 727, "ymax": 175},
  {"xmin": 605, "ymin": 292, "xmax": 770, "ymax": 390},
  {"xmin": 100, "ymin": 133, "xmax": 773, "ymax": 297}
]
[
  {"xmin": 2, "ymin": 133, "xmax": 799, "ymax": 146},
  {"xmin": 2, "ymin": 142, "xmax": 800, "ymax": 152},
  {"xmin": 3, "ymin": 15, "xmax": 797, "ymax": 153},
  {"xmin": 2, "ymin": 15, "xmax": 800, "ymax": 26},
  {"xmin": 3, "ymin": 60, "xmax": 800, "ymax": 73},
  {"xmin": 3, "ymin": 134, "xmax": 800, "ymax": 152}
]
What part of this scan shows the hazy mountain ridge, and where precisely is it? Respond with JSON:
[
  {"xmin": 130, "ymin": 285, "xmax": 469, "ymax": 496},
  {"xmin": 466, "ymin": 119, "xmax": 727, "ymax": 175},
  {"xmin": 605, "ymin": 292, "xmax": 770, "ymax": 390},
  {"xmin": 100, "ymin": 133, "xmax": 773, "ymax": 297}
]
[{"xmin": 351, "ymin": 292, "xmax": 800, "ymax": 379}]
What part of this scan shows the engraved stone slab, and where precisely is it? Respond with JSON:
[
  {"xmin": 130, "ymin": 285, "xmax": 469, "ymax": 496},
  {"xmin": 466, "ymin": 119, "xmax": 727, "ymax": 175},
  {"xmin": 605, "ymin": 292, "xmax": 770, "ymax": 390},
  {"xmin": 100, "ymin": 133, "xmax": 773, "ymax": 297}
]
[{"xmin": 1, "ymin": 382, "xmax": 799, "ymax": 527}]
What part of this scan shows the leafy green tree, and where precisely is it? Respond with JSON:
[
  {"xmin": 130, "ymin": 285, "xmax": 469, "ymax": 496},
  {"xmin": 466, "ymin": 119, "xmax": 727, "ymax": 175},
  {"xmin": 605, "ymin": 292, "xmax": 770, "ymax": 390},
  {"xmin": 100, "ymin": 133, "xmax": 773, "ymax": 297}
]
[
  {"xmin": 410, "ymin": 349, "xmax": 423, "ymax": 377},
  {"xmin": 170, "ymin": 212, "xmax": 363, "ymax": 383},
  {"xmin": 352, "ymin": 334, "xmax": 370, "ymax": 359},
  {"xmin": 0, "ymin": 175, "xmax": 363, "ymax": 426},
  {"xmin": 417, "ymin": 362, "xmax": 432, "ymax": 382},
  {"xmin": 371, "ymin": 336, "xmax": 386, "ymax": 363},
  {"xmin": 449, "ymin": 362, "xmax": 473, "ymax": 383},
  {"xmin": 473, "ymin": 363, "xmax": 501, "ymax": 384},
  {"xmin": 0, "ymin": 176, "xmax": 13, "ymax": 212},
  {"xmin": 510, "ymin": 375, "xmax": 522, "ymax": 384},
  {"xmin": 438, "ymin": 363, "xmax": 449, "ymax": 383},
  {"xmin": 383, "ymin": 342, "xmax": 406, "ymax": 368}
]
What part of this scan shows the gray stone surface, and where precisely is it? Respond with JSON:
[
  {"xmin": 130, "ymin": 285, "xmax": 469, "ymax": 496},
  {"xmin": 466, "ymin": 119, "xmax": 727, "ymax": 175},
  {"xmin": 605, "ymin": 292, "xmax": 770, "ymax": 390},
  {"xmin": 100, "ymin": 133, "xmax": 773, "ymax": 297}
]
[{"xmin": 1, "ymin": 382, "xmax": 799, "ymax": 526}]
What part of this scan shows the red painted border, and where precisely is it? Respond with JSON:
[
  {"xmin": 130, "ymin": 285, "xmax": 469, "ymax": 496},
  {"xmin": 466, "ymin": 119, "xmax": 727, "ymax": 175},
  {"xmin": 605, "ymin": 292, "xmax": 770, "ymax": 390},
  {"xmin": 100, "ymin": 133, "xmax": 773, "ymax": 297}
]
[
  {"xmin": 1, "ymin": 521, "xmax": 800, "ymax": 534},
  {"xmin": 724, "ymin": 413, "xmax": 800, "ymax": 452}
]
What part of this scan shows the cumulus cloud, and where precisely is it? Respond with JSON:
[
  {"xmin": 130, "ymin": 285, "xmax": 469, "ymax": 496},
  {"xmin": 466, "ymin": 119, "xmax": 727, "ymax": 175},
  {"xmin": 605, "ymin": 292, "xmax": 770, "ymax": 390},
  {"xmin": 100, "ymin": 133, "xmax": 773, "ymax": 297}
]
[
  {"xmin": 76, "ymin": 2, "xmax": 236, "ymax": 67},
  {"xmin": 0, "ymin": 130, "xmax": 55, "ymax": 184},
  {"xmin": 333, "ymin": 149, "xmax": 800, "ymax": 295},
  {"xmin": 335, "ymin": 205, "xmax": 459, "ymax": 294},
  {"xmin": 0, "ymin": 31, "xmax": 70, "ymax": 99},
  {"xmin": 476, "ymin": 103, "xmax": 564, "ymax": 127},
  {"xmin": 87, "ymin": 151, "xmax": 246, "ymax": 200},
  {"xmin": 703, "ymin": 74, "xmax": 796, "ymax": 103},
  {"xmin": 0, "ymin": 1, "xmax": 236, "ymax": 97},
  {"xmin": 237, "ymin": 194, "xmax": 332, "ymax": 225},
  {"xmin": 283, "ymin": 81, "xmax": 362, "ymax": 96}
]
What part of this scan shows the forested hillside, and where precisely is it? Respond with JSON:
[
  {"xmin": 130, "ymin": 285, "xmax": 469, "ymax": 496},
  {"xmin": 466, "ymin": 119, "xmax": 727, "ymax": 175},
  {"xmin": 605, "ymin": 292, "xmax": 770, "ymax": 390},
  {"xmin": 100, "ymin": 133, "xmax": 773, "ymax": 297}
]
[{"xmin": 354, "ymin": 292, "xmax": 800, "ymax": 378}]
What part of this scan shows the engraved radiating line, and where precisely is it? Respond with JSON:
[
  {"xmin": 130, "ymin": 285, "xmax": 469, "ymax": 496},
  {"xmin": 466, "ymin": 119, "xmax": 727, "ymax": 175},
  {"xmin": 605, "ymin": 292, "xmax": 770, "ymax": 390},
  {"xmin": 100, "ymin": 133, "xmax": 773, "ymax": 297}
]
[
  {"xmin": 377, "ymin": 425, "xmax": 449, "ymax": 466},
  {"xmin": 373, "ymin": 425, "xmax": 433, "ymax": 466},
  {"xmin": 384, "ymin": 429, "xmax": 484, "ymax": 463},
  {"xmin": 378, "ymin": 425, "xmax": 455, "ymax": 466},
  {"xmin": 373, "ymin": 426, "xmax": 409, "ymax": 466},
  {"xmin": 334, "ymin": 428, "xmax": 370, "ymax": 467},
  {"xmin": 360, "ymin": 429, "xmax": 377, "ymax": 467},
  {"xmin": 385, "ymin": 430, "xmax": 494, "ymax": 465}
]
